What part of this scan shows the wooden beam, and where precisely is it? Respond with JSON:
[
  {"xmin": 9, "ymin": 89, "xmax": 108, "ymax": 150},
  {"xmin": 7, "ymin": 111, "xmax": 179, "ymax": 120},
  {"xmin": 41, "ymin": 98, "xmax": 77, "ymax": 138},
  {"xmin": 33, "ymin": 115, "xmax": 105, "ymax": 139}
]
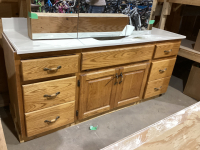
[
  {"xmin": 19, "ymin": 0, "xmax": 27, "ymax": 17},
  {"xmin": 159, "ymin": 0, "xmax": 172, "ymax": 29},
  {"xmin": 168, "ymin": 0, "xmax": 200, "ymax": 6},
  {"xmin": 179, "ymin": 45, "xmax": 200, "ymax": 63},
  {"xmin": 148, "ymin": 0, "xmax": 158, "ymax": 30}
]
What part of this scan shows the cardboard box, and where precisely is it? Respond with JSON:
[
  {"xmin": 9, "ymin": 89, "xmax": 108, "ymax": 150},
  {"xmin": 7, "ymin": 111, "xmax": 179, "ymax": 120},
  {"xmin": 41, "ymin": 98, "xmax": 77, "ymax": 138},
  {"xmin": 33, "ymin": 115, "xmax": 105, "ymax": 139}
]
[{"xmin": 184, "ymin": 63, "xmax": 200, "ymax": 101}]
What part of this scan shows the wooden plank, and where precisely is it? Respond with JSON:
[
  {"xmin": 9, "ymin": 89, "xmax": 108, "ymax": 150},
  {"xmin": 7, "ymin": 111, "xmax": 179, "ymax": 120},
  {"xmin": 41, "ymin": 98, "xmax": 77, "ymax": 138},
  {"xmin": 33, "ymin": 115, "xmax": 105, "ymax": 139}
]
[
  {"xmin": 194, "ymin": 30, "xmax": 200, "ymax": 52},
  {"xmin": 159, "ymin": 0, "xmax": 172, "ymax": 29},
  {"xmin": 168, "ymin": 0, "xmax": 200, "ymax": 6},
  {"xmin": 178, "ymin": 45, "xmax": 200, "ymax": 63},
  {"xmin": 19, "ymin": 0, "xmax": 27, "ymax": 18},
  {"xmin": 78, "ymin": 13, "xmax": 128, "ymax": 32},
  {"xmin": 31, "ymin": 13, "xmax": 78, "ymax": 33},
  {"xmin": 23, "ymin": 77, "xmax": 76, "ymax": 113},
  {"xmin": 25, "ymin": 101, "xmax": 75, "ymax": 137},
  {"xmin": 148, "ymin": 0, "xmax": 158, "ymax": 30},
  {"xmin": 102, "ymin": 101, "xmax": 200, "ymax": 150},
  {"xmin": 29, "ymin": 13, "xmax": 128, "ymax": 36},
  {"xmin": 0, "ymin": 119, "xmax": 7, "ymax": 150}
]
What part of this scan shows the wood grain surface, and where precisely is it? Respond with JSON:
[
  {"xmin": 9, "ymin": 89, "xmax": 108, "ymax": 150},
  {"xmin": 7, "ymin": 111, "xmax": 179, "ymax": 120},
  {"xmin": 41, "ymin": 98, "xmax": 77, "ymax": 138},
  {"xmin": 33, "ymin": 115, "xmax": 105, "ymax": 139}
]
[
  {"xmin": 154, "ymin": 41, "xmax": 181, "ymax": 58},
  {"xmin": 78, "ymin": 13, "xmax": 128, "ymax": 32},
  {"xmin": 116, "ymin": 70, "xmax": 145, "ymax": 107},
  {"xmin": 102, "ymin": 101, "xmax": 200, "ymax": 150},
  {"xmin": 82, "ymin": 45, "xmax": 154, "ymax": 70},
  {"xmin": 168, "ymin": 0, "xmax": 200, "ymax": 6},
  {"xmin": 21, "ymin": 55, "xmax": 78, "ymax": 81},
  {"xmin": 79, "ymin": 68, "xmax": 117, "ymax": 120},
  {"xmin": 179, "ymin": 45, "xmax": 200, "ymax": 63},
  {"xmin": 23, "ymin": 76, "xmax": 76, "ymax": 112},
  {"xmin": 144, "ymin": 76, "xmax": 171, "ymax": 99},
  {"xmin": 31, "ymin": 13, "xmax": 128, "ymax": 33},
  {"xmin": 25, "ymin": 101, "xmax": 75, "ymax": 137},
  {"xmin": 31, "ymin": 13, "xmax": 78, "ymax": 33},
  {"xmin": 149, "ymin": 57, "xmax": 176, "ymax": 81},
  {"xmin": 0, "ymin": 119, "xmax": 7, "ymax": 150}
]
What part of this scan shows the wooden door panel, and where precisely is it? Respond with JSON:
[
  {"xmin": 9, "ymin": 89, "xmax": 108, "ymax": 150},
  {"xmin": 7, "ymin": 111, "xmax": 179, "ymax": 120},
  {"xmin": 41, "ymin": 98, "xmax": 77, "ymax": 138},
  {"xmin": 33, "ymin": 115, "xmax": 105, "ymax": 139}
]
[
  {"xmin": 121, "ymin": 70, "xmax": 144, "ymax": 101},
  {"xmin": 87, "ymin": 76, "xmax": 113, "ymax": 111},
  {"xmin": 79, "ymin": 68, "xmax": 118, "ymax": 120},
  {"xmin": 115, "ymin": 63, "xmax": 148, "ymax": 108}
]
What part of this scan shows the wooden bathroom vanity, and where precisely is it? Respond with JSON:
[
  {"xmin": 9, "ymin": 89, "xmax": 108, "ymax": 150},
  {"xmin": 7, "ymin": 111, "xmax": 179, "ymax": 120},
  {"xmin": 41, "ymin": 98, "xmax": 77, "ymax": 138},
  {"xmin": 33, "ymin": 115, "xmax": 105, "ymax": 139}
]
[{"xmin": 2, "ymin": 18, "xmax": 185, "ymax": 142}]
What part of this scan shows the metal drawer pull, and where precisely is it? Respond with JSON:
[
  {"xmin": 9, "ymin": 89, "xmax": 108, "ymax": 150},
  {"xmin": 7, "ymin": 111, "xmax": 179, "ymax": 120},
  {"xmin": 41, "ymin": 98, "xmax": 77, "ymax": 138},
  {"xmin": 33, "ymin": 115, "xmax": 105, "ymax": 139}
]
[
  {"xmin": 44, "ymin": 116, "xmax": 60, "ymax": 123},
  {"xmin": 164, "ymin": 49, "xmax": 172, "ymax": 53},
  {"xmin": 119, "ymin": 73, "xmax": 123, "ymax": 84},
  {"xmin": 154, "ymin": 86, "xmax": 162, "ymax": 91},
  {"xmin": 114, "ymin": 73, "xmax": 119, "ymax": 85},
  {"xmin": 159, "ymin": 68, "xmax": 167, "ymax": 73},
  {"xmin": 43, "ymin": 66, "xmax": 61, "ymax": 71},
  {"xmin": 44, "ymin": 92, "xmax": 60, "ymax": 98}
]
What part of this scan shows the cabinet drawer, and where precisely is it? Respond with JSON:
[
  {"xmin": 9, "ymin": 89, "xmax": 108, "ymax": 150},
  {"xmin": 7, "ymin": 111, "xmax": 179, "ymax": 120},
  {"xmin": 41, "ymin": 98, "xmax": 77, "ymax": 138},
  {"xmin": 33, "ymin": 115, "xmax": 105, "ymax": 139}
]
[
  {"xmin": 154, "ymin": 41, "xmax": 181, "ymax": 59},
  {"xmin": 25, "ymin": 102, "xmax": 75, "ymax": 137},
  {"xmin": 149, "ymin": 58, "xmax": 176, "ymax": 81},
  {"xmin": 82, "ymin": 45, "xmax": 154, "ymax": 70},
  {"xmin": 144, "ymin": 77, "xmax": 171, "ymax": 99},
  {"xmin": 23, "ymin": 77, "xmax": 76, "ymax": 113},
  {"xmin": 21, "ymin": 55, "xmax": 79, "ymax": 81}
]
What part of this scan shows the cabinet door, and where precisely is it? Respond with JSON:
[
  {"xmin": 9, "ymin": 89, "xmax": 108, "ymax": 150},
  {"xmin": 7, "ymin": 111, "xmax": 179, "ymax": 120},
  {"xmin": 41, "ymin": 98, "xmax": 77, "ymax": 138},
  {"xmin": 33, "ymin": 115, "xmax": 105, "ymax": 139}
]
[
  {"xmin": 115, "ymin": 63, "xmax": 148, "ymax": 107},
  {"xmin": 79, "ymin": 68, "xmax": 118, "ymax": 120}
]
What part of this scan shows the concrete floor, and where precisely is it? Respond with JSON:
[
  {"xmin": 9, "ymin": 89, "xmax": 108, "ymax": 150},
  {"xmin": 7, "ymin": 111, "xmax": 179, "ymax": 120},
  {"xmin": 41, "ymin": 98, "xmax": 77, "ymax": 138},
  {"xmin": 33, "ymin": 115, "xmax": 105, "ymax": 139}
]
[{"xmin": 0, "ymin": 76, "xmax": 198, "ymax": 150}]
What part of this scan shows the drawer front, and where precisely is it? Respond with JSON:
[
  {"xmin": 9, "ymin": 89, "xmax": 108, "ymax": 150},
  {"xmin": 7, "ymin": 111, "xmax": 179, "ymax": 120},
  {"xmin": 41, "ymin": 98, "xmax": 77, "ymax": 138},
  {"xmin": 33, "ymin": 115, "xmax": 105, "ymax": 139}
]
[
  {"xmin": 149, "ymin": 58, "xmax": 176, "ymax": 81},
  {"xmin": 25, "ymin": 102, "xmax": 75, "ymax": 137},
  {"xmin": 144, "ymin": 77, "xmax": 171, "ymax": 99},
  {"xmin": 21, "ymin": 55, "xmax": 79, "ymax": 81},
  {"xmin": 154, "ymin": 41, "xmax": 181, "ymax": 59},
  {"xmin": 82, "ymin": 45, "xmax": 154, "ymax": 70},
  {"xmin": 23, "ymin": 76, "xmax": 76, "ymax": 113}
]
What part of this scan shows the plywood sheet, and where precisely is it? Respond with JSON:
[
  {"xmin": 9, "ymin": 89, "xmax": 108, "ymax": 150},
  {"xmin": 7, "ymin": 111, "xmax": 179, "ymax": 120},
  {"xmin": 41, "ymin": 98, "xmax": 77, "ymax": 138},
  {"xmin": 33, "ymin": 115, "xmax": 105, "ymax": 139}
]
[{"xmin": 102, "ymin": 102, "xmax": 200, "ymax": 150}]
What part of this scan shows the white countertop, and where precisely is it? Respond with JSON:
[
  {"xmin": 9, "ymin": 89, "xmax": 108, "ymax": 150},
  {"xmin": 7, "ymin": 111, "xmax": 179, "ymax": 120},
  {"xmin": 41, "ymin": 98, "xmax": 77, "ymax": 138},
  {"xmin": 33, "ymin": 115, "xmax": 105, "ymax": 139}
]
[{"xmin": 2, "ymin": 18, "xmax": 186, "ymax": 54}]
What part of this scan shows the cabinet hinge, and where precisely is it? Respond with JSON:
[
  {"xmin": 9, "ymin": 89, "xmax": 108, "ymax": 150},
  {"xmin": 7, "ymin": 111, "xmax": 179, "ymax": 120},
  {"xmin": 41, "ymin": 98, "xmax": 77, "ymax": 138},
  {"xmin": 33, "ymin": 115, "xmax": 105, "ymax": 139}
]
[
  {"xmin": 77, "ymin": 80, "xmax": 80, "ymax": 87},
  {"xmin": 76, "ymin": 110, "xmax": 79, "ymax": 116}
]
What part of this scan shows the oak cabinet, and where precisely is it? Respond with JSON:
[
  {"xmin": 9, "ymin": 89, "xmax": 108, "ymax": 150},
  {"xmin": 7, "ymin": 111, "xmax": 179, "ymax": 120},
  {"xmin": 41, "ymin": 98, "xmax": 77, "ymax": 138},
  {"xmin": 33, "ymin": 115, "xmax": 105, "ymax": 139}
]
[{"xmin": 79, "ymin": 62, "xmax": 149, "ymax": 120}]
